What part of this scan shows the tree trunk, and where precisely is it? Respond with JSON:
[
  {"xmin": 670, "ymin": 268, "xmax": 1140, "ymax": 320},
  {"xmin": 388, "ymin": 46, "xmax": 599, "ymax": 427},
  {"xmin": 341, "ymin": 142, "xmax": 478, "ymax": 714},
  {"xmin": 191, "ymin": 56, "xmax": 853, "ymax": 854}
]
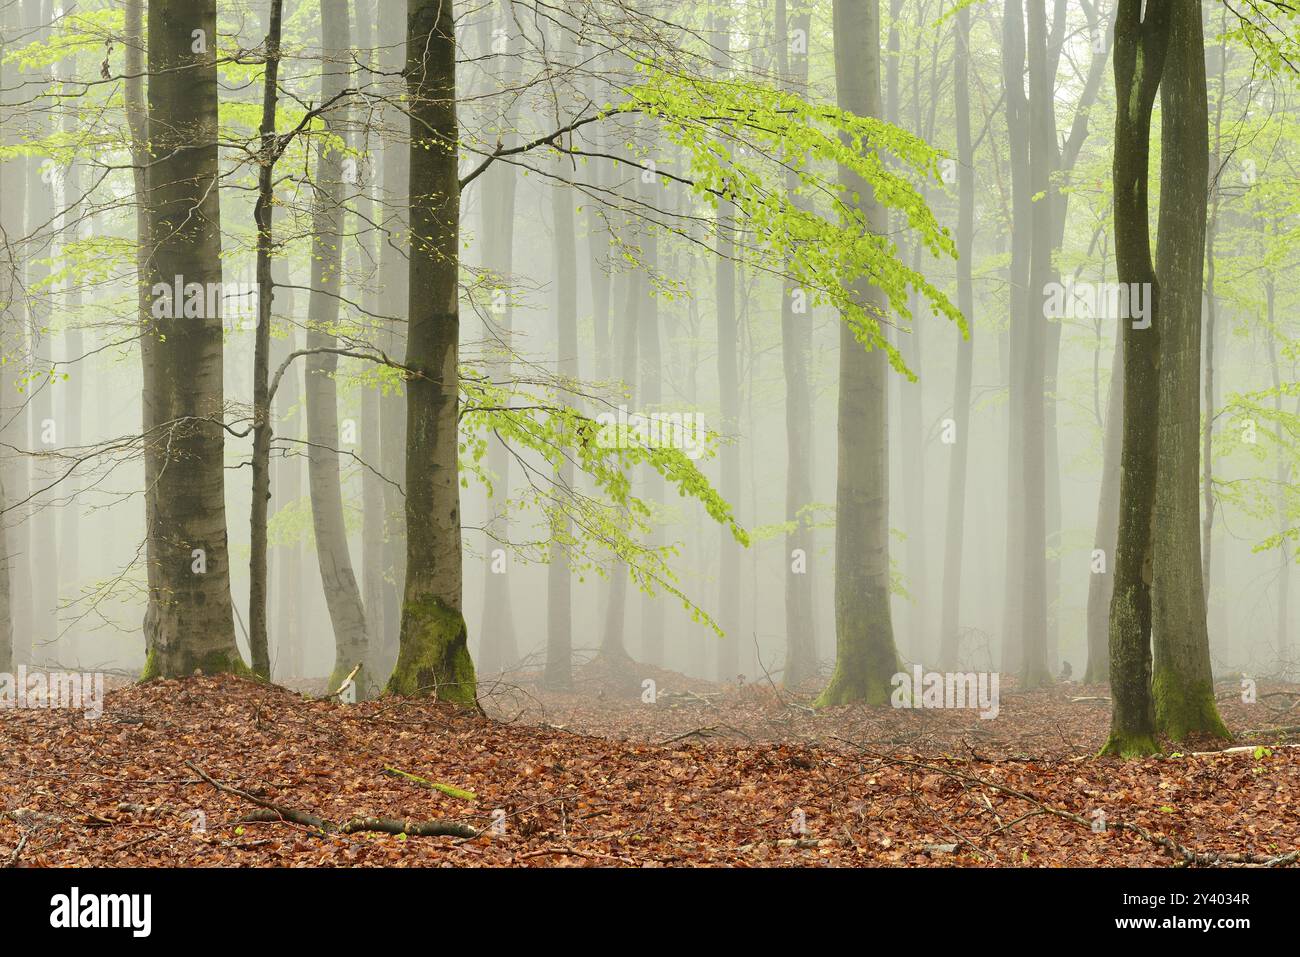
[
  {"xmin": 1000, "ymin": 0, "xmax": 1029, "ymax": 676},
  {"xmin": 638, "ymin": 171, "xmax": 665, "ymax": 667},
  {"xmin": 304, "ymin": 0, "xmax": 370, "ymax": 695},
  {"xmin": 1149, "ymin": 0, "xmax": 1228, "ymax": 742},
  {"xmin": 817, "ymin": 0, "xmax": 899, "ymax": 707},
  {"xmin": 141, "ymin": 0, "xmax": 243, "ymax": 678},
  {"xmin": 711, "ymin": 6, "xmax": 742, "ymax": 683},
  {"xmin": 387, "ymin": 0, "xmax": 477, "ymax": 706},
  {"xmin": 377, "ymin": 7, "xmax": 409, "ymax": 674},
  {"xmin": 477, "ymin": 2, "xmax": 522, "ymax": 676},
  {"xmin": 938, "ymin": 2, "xmax": 975, "ymax": 673},
  {"xmin": 23, "ymin": 0, "xmax": 57, "ymax": 665},
  {"xmin": 1085, "ymin": 330, "xmax": 1123, "ymax": 683},
  {"xmin": 248, "ymin": 0, "xmax": 285, "ymax": 680},
  {"xmin": 58, "ymin": 34, "xmax": 84, "ymax": 664},
  {"xmin": 777, "ymin": 0, "xmax": 817, "ymax": 688},
  {"xmin": 1020, "ymin": 0, "xmax": 1053, "ymax": 690},
  {"xmin": 273, "ymin": 291, "xmax": 303, "ymax": 679},
  {"xmin": 544, "ymin": 18, "xmax": 578, "ymax": 691},
  {"xmin": 1101, "ymin": 0, "xmax": 1172, "ymax": 756}
]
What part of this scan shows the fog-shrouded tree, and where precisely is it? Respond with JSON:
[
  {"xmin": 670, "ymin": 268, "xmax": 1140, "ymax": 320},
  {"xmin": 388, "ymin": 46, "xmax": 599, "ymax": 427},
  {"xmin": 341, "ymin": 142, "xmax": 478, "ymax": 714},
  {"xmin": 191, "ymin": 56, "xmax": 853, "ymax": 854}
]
[
  {"xmin": 386, "ymin": 0, "xmax": 477, "ymax": 705},
  {"xmin": 303, "ymin": 0, "xmax": 370, "ymax": 695},
  {"xmin": 140, "ymin": 0, "xmax": 244, "ymax": 678}
]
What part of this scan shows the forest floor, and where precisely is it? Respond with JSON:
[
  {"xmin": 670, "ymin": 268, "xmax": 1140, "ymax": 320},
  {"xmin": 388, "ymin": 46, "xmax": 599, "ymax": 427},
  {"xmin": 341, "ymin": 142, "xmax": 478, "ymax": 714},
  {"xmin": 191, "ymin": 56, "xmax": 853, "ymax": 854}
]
[{"xmin": 2, "ymin": 662, "xmax": 1299, "ymax": 867}]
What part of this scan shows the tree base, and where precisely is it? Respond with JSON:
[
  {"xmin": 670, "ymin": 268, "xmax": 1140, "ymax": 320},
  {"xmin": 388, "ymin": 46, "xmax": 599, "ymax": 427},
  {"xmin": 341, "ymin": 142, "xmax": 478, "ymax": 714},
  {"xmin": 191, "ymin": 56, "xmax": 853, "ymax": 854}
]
[
  {"xmin": 1098, "ymin": 730, "xmax": 1160, "ymax": 758},
  {"xmin": 140, "ymin": 645, "xmax": 251, "ymax": 682},
  {"xmin": 1153, "ymin": 670, "xmax": 1231, "ymax": 742},
  {"xmin": 814, "ymin": 662, "xmax": 895, "ymax": 708},
  {"xmin": 386, "ymin": 597, "xmax": 477, "ymax": 707}
]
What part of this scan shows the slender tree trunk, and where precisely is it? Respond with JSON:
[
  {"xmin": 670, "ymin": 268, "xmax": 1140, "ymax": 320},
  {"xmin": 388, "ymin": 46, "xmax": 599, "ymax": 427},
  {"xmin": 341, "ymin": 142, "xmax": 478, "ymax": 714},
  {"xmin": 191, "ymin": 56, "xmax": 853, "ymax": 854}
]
[
  {"xmin": 248, "ymin": 0, "xmax": 285, "ymax": 680},
  {"xmin": 1000, "ymin": 0, "xmax": 1029, "ymax": 676},
  {"xmin": 141, "ymin": 0, "xmax": 243, "ymax": 678},
  {"xmin": 710, "ymin": 6, "xmax": 742, "ymax": 683},
  {"xmin": 477, "ymin": 2, "xmax": 522, "ymax": 675},
  {"xmin": 817, "ymin": 0, "xmax": 899, "ymax": 707},
  {"xmin": 638, "ymin": 172, "xmax": 665, "ymax": 667},
  {"xmin": 378, "ymin": 8, "xmax": 409, "ymax": 673},
  {"xmin": 23, "ymin": 0, "xmax": 56, "ymax": 665},
  {"xmin": 58, "ymin": 38, "xmax": 84, "ymax": 663},
  {"xmin": 776, "ymin": 0, "xmax": 817, "ymax": 688},
  {"xmin": 387, "ymin": 0, "xmax": 477, "ymax": 706},
  {"xmin": 123, "ymin": 0, "xmax": 161, "ymax": 675},
  {"xmin": 1101, "ymin": 0, "xmax": 1172, "ymax": 756},
  {"xmin": 1085, "ymin": 330, "xmax": 1123, "ymax": 683},
  {"xmin": 598, "ymin": 241, "xmax": 640, "ymax": 664},
  {"xmin": 1201, "ymin": 6, "xmax": 1227, "ymax": 611},
  {"xmin": 0, "ymin": 6, "xmax": 16, "ymax": 672},
  {"xmin": 273, "ymin": 291, "xmax": 303, "ymax": 678},
  {"xmin": 304, "ymin": 0, "xmax": 369, "ymax": 694},
  {"xmin": 1020, "ymin": 0, "xmax": 1053, "ymax": 690},
  {"xmin": 357, "ymin": 2, "xmax": 386, "ymax": 683},
  {"xmin": 1267, "ymin": 317, "xmax": 1291, "ymax": 672},
  {"xmin": 938, "ymin": 3, "xmax": 975, "ymax": 672},
  {"xmin": 544, "ymin": 17, "xmax": 578, "ymax": 691}
]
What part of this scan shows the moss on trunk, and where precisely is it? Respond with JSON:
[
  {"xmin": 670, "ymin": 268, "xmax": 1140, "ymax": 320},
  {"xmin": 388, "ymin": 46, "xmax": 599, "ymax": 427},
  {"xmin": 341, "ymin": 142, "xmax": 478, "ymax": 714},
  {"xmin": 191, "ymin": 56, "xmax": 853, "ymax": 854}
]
[
  {"xmin": 814, "ymin": 659, "xmax": 895, "ymax": 708},
  {"xmin": 387, "ymin": 597, "xmax": 477, "ymax": 707},
  {"xmin": 1153, "ymin": 670, "xmax": 1230, "ymax": 742},
  {"xmin": 1098, "ymin": 729, "xmax": 1159, "ymax": 758}
]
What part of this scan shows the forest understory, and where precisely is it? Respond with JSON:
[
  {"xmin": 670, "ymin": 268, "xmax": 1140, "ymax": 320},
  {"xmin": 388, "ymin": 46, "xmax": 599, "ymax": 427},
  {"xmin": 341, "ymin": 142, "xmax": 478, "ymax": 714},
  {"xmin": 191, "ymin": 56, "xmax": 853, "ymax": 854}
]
[{"xmin": 3, "ymin": 669, "xmax": 1298, "ymax": 868}]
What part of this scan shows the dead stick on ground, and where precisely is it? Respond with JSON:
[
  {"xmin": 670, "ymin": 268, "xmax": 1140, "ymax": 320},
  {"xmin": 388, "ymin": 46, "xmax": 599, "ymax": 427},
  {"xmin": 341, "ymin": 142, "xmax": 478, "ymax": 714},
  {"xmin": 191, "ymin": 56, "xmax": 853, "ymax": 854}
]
[{"xmin": 185, "ymin": 761, "xmax": 479, "ymax": 839}]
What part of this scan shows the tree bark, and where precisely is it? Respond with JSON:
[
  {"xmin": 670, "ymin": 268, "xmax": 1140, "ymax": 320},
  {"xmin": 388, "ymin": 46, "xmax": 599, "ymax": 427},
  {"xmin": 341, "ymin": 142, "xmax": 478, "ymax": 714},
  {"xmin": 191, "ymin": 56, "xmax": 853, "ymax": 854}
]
[
  {"xmin": 387, "ymin": 0, "xmax": 477, "ymax": 706},
  {"xmin": 1102, "ymin": 0, "xmax": 1172, "ymax": 756},
  {"xmin": 817, "ymin": 0, "xmax": 899, "ymax": 707},
  {"xmin": 1149, "ymin": 0, "xmax": 1228, "ymax": 742},
  {"xmin": 1020, "ymin": 0, "xmax": 1053, "ymax": 690},
  {"xmin": 248, "ymin": 0, "xmax": 285, "ymax": 680},
  {"xmin": 1085, "ymin": 330, "xmax": 1122, "ymax": 683},
  {"xmin": 938, "ymin": 2, "xmax": 975, "ymax": 673},
  {"xmin": 304, "ymin": 0, "xmax": 370, "ymax": 694},
  {"xmin": 777, "ymin": 0, "xmax": 817, "ymax": 688},
  {"xmin": 141, "ymin": 0, "xmax": 243, "ymax": 678}
]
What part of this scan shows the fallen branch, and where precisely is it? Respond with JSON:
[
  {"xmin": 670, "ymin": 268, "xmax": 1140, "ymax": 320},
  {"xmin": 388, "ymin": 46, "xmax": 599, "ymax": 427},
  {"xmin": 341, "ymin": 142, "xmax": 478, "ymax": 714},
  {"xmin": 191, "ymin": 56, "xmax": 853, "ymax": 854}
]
[
  {"xmin": 186, "ymin": 761, "xmax": 479, "ymax": 840},
  {"xmin": 382, "ymin": 766, "xmax": 477, "ymax": 802}
]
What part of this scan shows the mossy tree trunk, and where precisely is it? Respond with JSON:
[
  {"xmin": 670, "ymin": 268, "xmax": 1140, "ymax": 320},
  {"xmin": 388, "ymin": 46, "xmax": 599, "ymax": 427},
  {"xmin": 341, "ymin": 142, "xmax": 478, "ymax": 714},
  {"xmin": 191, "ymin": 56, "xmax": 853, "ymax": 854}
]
[
  {"xmin": 1100, "ymin": 0, "xmax": 1172, "ymax": 757},
  {"xmin": 1151, "ymin": 0, "xmax": 1228, "ymax": 742},
  {"xmin": 387, "ymin": 0, "xmax": 477, "ymax": 707},
  {"xmin": 817, "ymin": 0, "xmax": 899, "ymax": 709}
]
